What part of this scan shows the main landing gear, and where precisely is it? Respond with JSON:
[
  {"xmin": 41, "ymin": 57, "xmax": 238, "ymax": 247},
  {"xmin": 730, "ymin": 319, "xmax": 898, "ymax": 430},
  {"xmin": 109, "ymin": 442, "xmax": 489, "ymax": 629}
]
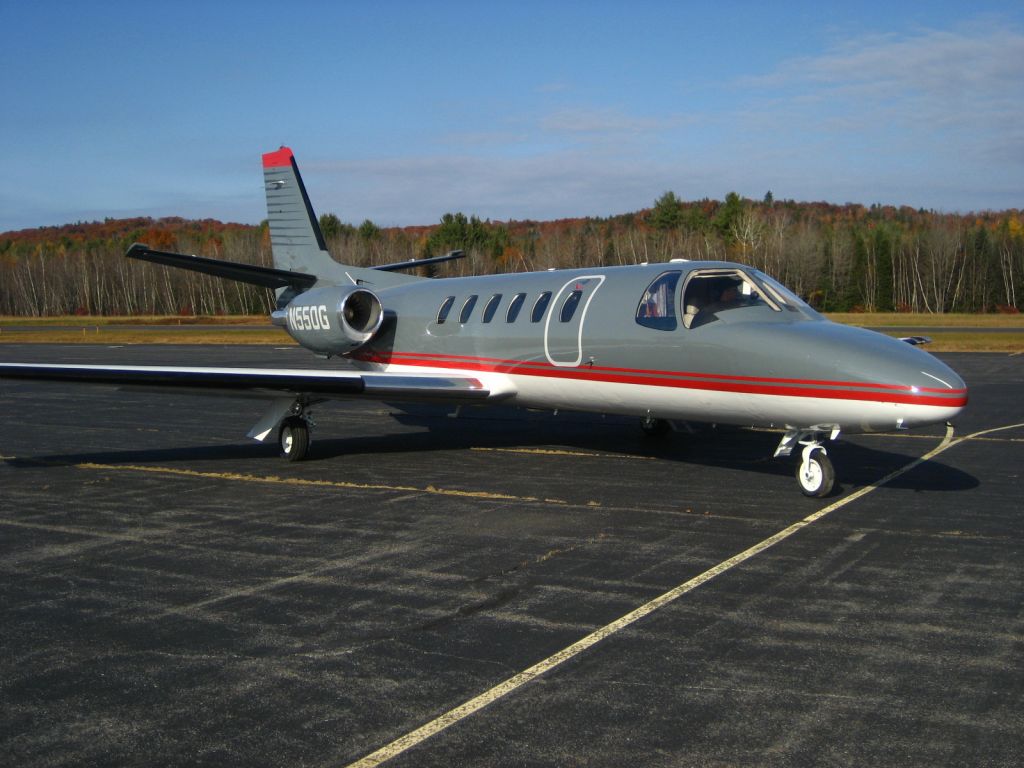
[
  {"xmin": 640, "ymin": 415, "xmax": 672, "ymax": 438},
  {"xmin": 279, "ymin": 415, "xmax": 311, "ymax": 461},
  {"xmin": 247, "ymin": 396, "xmax": 317, "ymax": 461},
  {"xmin": 775, "ymin": 429, "xmax": 838, "ymax": 497}
]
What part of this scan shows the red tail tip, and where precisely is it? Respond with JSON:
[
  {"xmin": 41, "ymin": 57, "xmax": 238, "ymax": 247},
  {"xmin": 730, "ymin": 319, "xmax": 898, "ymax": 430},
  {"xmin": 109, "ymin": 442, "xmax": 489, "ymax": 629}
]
[{"xmin": 262, "ymin": 146, "xmax": 294, "ymax": 168}]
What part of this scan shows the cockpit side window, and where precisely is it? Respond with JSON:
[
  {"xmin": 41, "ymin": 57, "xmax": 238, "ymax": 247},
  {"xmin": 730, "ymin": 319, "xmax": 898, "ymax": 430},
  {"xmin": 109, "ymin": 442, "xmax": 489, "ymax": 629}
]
[{"xmin": 635, "ymin": 271, "xmax": 681, "ymax": 331}]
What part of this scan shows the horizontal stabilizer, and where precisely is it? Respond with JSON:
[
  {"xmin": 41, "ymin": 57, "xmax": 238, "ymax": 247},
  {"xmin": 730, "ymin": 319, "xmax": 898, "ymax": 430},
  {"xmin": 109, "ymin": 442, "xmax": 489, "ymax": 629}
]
[
  {"xmin": 898, "ymin": 336, "xmax": 932, "ymax": 346},
  {"xmin": 372, "ymin": 250, "xmax": 466, "ymax": 273},
  {"xmin": 126, "ymin": 243, "xmax": 318, "ymax": 291}
]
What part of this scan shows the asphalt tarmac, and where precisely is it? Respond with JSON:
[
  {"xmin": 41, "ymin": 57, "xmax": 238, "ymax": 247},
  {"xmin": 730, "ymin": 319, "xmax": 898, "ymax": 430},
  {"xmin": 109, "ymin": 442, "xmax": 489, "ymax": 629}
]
[{"xmin": 1, "ymin": 345, "xmax": 1021, "ymax": 767}]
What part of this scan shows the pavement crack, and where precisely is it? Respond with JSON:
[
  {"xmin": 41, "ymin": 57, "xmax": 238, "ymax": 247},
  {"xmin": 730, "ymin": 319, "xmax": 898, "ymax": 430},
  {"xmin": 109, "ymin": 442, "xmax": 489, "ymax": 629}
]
[{"xmin": 419, "ymin": 584, "xmax": 524, "ymax": 632}]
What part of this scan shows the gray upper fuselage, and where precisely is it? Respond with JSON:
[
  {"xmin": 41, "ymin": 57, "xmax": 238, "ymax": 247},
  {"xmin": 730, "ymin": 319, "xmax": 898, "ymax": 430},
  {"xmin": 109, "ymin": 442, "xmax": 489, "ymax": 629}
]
[{"xmin": 351, "ymin": 260, "xmax": 963, "ymax": 401}]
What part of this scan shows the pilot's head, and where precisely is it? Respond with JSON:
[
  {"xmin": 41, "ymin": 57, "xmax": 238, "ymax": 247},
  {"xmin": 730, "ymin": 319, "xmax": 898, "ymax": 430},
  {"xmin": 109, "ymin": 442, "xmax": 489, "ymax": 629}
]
[{"xmin": 713, "ymin": 279, "xmax": 739, "ymax": 302}]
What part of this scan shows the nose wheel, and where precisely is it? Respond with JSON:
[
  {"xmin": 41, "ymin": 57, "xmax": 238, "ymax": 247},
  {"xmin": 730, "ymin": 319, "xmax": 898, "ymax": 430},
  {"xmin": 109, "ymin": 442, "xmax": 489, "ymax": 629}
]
[
  {"xmin": 796, "ymin": 446, "xmax": 834, "ymax": 497},
  {"xmin": 776, "ymin": 429, "xmax": 838, "ymax": 497}
]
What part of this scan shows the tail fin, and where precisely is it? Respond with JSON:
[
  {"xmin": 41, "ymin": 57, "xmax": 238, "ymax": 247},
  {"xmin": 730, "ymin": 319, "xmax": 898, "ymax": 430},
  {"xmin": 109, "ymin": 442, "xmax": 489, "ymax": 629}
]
[{"xmin": 261, "ymin": 147, "xmax": 417, "ymax": 289}]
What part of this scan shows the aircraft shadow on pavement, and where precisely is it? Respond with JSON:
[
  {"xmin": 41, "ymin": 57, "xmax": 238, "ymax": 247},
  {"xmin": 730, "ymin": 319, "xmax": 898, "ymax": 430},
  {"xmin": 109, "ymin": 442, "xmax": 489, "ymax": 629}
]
[{"xmin": 8, "ymin": 407, "xmax": 978, "ymax": 495}]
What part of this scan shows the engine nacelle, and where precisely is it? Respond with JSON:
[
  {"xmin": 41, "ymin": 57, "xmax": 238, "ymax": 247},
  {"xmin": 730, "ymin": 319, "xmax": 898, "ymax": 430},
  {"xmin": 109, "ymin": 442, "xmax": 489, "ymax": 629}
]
[{"xmin": 277, "ymin": 286, "xmax": 384, "ymax": 355}]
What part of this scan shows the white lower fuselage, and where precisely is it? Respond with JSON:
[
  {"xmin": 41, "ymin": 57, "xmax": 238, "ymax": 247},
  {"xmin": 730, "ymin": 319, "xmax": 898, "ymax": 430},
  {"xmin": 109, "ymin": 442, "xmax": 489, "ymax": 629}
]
[{"xmin": 364, "ymin": 360, "xmax": 962, "ymax": 435}]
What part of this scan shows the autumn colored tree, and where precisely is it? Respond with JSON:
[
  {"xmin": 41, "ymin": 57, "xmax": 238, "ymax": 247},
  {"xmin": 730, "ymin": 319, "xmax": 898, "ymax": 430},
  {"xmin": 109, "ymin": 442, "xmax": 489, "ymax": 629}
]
[{"xmin": 1, "ymin": 203, "xmax": 1021, "ymax": 316}]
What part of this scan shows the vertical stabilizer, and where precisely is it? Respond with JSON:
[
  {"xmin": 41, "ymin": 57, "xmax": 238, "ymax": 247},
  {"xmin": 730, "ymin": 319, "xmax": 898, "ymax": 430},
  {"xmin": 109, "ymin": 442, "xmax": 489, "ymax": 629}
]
[
  {"xmin": 261, "ymin": 147, "xmax": 418, "ymax": 290},
  {"xmin": 262, "ymin": 146, "xmax": 330, "ymax": 273}
]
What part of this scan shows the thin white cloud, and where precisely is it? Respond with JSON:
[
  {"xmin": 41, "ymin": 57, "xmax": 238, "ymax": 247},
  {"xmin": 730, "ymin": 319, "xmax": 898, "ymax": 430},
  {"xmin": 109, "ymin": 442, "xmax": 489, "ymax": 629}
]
[
  {"xmin": 737, "ymin": 23, "xmax": 1024, "ymax": 161},
  {"xmin": 540, "ymin": 106, "xmax": 689, "ymax": 136},
  {"xmin": 308, "ymin": 152, "xmax": 700, "ymax": 225}
]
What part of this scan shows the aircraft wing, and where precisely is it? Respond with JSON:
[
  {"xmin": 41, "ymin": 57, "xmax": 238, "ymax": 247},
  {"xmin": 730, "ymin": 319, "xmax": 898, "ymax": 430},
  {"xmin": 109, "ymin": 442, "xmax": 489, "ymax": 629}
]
[{"xmin": 0, "ymin": 363, "xmax": 495, "ymax": 403}]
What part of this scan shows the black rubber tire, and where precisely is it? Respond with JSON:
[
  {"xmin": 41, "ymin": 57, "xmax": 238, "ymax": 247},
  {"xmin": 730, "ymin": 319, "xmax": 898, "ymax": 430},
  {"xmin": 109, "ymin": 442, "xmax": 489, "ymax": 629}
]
[
  {"xmin": 796, "ymin": 448, "xmax": 834, "ymax": 497},
  {"xmin": 279, "ymin": 416, "xmax": 310, "ymax": 462}
]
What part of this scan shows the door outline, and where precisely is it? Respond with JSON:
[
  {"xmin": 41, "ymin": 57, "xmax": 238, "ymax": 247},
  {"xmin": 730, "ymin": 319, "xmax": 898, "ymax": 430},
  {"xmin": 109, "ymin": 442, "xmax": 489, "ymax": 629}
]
[{"xmin": 543, "ymin": 274, "xmax": 606, "ymax": 367}]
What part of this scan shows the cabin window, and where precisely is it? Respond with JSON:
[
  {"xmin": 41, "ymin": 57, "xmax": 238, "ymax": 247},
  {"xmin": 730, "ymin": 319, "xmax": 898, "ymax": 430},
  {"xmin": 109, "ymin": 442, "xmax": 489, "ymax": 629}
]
[
  {"xmin": 436, "ymin": 296, "xmax": 456, "ymax": 323},
  {"xmin": 506, "ymin": 293, "xmax": 527, "ymax": 322},
  {"xmin": 459, "ymin": 295, "xmax": 478, "ymax": 323},
  {"xmin": 482, "ymin": 294, "xmax": 502, "ymax": 323},
  {"xmin": 560, "ymin": 290, "xmax": 584, "ymax": 322},
  {"xmin": 635, "ymin": 271, "xmax": 681, "ymax": 331},
  {"xmin": 531, "ymin": 291, "xmax": 552, "ymax": 323}
]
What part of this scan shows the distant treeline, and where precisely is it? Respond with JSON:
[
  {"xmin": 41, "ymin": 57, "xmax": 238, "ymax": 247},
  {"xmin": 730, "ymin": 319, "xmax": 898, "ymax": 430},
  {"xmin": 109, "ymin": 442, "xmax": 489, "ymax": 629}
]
[{"xmin": 1, "ymin": 193, "xmax": 1021, "ymax": 316}]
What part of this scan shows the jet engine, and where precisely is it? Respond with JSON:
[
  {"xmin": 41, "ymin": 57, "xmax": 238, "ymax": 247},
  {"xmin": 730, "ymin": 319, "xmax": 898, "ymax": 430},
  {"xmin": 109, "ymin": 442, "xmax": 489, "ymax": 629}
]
[{"xmin": 277, "ymin": 285, "xmax": 384, "ymax": 355}]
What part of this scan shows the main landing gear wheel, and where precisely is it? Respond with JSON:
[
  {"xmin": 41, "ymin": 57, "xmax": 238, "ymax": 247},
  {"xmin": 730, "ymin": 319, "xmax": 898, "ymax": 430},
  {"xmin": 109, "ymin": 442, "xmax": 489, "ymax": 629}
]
[
  {"xmin": 279, "ymin": 416, "xmax": 310, "ymax": 462},
  {"xmin": 640, "ymin": 416, "xmax": 671, "ymax": 438},
  {"xmin": 796, "ymin": 447, "xmax": 834, "ymax": 497}
]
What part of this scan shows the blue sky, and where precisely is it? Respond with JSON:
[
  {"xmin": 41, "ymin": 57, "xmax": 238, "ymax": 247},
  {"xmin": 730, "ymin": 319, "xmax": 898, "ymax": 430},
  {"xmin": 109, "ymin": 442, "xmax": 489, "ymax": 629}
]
[{"xmin": 1, "ymin": 1, "xmax": 1021, "ymax": 232}]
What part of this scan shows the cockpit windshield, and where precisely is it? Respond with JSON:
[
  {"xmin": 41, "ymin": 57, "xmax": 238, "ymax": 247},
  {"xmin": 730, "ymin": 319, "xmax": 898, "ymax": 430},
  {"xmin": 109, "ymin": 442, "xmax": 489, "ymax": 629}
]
[
  {"xmin": 749, "ymin": 270, "xmax": 824, "ymax": 319},
  {"xmin": 681, "ymin": 269, "xmax": 777, "ymax": 329},
  {"xmin": 634, "ymin": 266, "xmax": 821, "ymax": 331}
]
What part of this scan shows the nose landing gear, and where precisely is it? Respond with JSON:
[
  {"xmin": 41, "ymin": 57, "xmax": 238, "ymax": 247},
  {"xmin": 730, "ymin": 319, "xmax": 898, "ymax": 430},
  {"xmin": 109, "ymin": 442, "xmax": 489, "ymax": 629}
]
[
  {"xmin": 795, "ymin": 444, "xmax": 834, "ymax": 497},
  {"xmin": 776, "ymin": 429, "xmax": 838, "ymax": 497}
]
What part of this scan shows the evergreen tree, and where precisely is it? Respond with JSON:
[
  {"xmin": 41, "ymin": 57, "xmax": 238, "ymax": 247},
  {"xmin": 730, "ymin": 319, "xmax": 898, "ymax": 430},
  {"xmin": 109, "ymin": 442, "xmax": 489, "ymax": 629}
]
[
  {"xmin": 713, "ymin": 192, "xmax": 744, "ymax": 239},
  {"xmin": 358, "ymin": 219, "xmax": 380, "ymax": 241},
  {"xmin": 648, "ymin": 191, "xmax": 683, "ymax": 230},
  {"xmin": 874, "ymin": 224, "xmax": 895, "ymax": 312},
  {"xmin": 319, "ymin": 213, "xmax": 343, "ymax": 239}
]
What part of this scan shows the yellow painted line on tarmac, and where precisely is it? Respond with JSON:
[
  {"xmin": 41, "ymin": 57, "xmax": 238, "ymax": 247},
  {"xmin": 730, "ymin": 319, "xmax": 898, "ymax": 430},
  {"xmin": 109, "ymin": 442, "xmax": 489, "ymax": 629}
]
[
  {"xmin": 962, "ymin": 435, "xmax": 1024, "ymax": 443},
  {"xmin": 747, "ymin": 428, "xmax": 1023, "ymax": 444},
  {"xmin": 471, "ymin": 446, "xmax": 654, "ymax": 460},
  {"xmin": 72, "ymin": 461, "xmax": 568, "ymax": 505},
  {"xmin": 342, "ymin": 420, "xmax": 1024, "ymax": 768},
  {"xmin": 854, "ymin": 431, "xmax": 1024, "ymax": 443}
]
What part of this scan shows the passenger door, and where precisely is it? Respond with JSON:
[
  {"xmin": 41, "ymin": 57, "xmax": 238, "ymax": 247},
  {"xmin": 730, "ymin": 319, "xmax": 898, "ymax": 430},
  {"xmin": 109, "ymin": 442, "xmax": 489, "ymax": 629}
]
[{"xmin": 543, "ymin": 275, "xmax": 605, "ymax": 366}]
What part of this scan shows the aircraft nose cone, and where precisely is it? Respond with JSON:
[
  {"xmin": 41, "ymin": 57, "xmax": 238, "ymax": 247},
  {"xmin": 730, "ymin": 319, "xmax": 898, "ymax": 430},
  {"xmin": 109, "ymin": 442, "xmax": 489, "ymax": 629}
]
[
  {"xmin": 736, "ymin": 321, "xmax": 967, "ymax": 430},
  {"xmin": 901, "ymin": 351, "xmax": 967, "ymax": 420},
  {"xmin": 913, "ymin": 354, "xmax": 966, "ymax": 393},
  {"xmin": 828, "ymin": 325, "xmax": 968, "ymax": 426}
]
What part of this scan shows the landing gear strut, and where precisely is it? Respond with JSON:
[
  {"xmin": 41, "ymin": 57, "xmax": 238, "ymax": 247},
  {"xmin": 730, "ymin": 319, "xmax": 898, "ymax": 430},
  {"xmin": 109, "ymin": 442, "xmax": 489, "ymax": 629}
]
[
  {"xmin": 775, "ymin": 428, "xmax": 838, "ymax": 497},
  {"xmin": 640, "ymin": 415, "xmax": 671, "ymax": 437}
]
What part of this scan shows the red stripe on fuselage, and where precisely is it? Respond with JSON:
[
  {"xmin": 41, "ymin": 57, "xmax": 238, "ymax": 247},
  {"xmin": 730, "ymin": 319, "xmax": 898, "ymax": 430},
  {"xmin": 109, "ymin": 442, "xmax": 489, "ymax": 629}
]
[
  {"xmin": 364, "ymin": 350, "xmax": 964, "ymax": 394},
  {"xmin": 351, "ymin": 351, "xmax": 968, "ymax": 408}
]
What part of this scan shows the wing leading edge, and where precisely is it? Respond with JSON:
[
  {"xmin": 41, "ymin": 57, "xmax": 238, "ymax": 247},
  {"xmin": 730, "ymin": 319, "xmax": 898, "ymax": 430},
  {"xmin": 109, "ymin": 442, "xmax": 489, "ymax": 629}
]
[{"xmin": 0, "ymin": 363, "xmax": 494, "ymax": 403}]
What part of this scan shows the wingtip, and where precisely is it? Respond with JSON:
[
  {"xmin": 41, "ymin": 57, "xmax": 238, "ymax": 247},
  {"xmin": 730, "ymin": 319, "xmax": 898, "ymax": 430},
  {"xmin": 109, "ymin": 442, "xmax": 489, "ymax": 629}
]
[{"xmin": 125, "ymin": 242, "xmax": 149, "ymax": 258}]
